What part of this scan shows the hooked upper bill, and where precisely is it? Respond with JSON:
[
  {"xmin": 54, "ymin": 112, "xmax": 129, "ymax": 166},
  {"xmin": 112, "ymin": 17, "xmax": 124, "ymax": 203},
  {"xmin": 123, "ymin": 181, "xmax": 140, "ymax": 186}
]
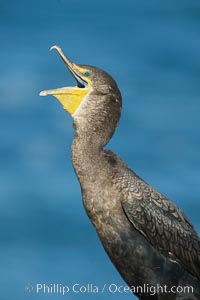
[{"xmin": 39, "ymin": 45, "xmax": 92, "ymax": 115}]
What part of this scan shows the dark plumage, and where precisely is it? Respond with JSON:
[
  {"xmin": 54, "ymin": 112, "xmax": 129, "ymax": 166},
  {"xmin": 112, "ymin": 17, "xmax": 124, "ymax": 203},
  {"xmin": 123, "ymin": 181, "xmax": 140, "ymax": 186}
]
[{"xmin": 41, "ymin": 47, "xmax": 200, "ymax": 300}]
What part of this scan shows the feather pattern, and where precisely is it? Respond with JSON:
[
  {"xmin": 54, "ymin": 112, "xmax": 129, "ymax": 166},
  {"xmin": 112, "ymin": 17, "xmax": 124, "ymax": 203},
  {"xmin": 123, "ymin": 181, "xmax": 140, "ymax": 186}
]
[{"xmin": 114, "ymin": 168, "xmax": 200, "ymax": 280}]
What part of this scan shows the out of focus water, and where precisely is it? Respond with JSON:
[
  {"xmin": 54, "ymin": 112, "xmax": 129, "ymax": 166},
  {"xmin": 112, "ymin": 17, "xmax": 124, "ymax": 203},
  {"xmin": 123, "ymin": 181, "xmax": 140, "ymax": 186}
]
[{"xmin": 1, "ymin": 1, "xmax": 200, "ymax": 299}]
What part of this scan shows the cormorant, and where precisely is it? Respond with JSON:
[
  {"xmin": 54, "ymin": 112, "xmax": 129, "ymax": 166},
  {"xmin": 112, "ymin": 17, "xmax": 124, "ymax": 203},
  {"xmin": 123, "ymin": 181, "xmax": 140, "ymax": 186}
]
[{"xmin": 40, "ymin": 46, "xmax": 200, "ymax": 300}]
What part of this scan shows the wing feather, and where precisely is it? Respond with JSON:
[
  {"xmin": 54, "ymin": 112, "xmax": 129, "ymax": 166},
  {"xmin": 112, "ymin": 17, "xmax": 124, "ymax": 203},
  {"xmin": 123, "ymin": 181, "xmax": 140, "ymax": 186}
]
[{"xmin": 118, "ymin": 170, "xmax": 200, "ymax": 280}]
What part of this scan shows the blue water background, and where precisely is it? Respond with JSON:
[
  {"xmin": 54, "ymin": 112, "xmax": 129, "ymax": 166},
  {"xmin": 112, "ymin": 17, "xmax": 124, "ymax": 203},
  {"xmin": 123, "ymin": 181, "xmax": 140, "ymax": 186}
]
[{"xmin": 0, "ymin": 1, "xmax": 200, "ymax": 299}]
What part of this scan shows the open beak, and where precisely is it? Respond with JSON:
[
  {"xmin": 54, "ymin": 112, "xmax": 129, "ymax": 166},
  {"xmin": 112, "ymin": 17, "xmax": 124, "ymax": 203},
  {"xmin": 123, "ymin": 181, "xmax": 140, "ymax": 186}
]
[{"xmin": 40, "ymin": 45, "xmax": 91, "ymax": 115}]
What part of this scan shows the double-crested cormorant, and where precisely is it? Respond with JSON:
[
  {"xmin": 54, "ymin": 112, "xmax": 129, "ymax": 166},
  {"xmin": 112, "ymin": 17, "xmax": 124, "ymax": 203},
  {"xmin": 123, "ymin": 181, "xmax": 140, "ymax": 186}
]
[{"xmin": 40, "ymin": 46, "xmax": 200, "ymax": 300}]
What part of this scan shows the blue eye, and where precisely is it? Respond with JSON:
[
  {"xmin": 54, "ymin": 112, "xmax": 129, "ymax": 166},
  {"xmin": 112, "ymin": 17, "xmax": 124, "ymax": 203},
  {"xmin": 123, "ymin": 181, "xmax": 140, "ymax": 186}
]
[{"xmin": 84, "ymin": 72, "xmax": 91, "ymax": 77}]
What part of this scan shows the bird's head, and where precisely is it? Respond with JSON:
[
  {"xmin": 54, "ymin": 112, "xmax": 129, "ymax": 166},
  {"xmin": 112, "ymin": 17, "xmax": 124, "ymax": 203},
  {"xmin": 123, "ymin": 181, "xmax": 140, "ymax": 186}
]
[{"xmin": 40, "ymin": 46, "xmax": 122, "ymax": 146}]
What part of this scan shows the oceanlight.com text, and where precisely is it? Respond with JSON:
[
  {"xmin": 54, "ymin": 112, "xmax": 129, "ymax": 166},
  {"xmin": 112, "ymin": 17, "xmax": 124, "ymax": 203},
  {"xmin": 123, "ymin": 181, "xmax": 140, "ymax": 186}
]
[{"xmin": 25, "ymin": 282, "xmax": 194, "ymax": 296}]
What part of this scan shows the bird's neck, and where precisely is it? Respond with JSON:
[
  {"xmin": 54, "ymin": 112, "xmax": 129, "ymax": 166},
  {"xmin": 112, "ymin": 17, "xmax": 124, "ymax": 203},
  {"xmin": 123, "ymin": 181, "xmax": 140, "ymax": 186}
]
[
  {"xmin": 71, "ymin": 132, "xmax": 107, "ymax": 187},
  {"xmin": 71, "ymin": 107, "xmax": 118, "ymax": 186}
]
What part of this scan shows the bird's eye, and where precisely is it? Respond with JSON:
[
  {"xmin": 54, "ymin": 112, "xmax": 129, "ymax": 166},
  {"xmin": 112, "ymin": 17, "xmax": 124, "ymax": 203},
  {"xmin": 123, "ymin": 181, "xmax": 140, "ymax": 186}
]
[{"xmin": 84, "ymin": 72, "xmax": 91, "ymax": 77}]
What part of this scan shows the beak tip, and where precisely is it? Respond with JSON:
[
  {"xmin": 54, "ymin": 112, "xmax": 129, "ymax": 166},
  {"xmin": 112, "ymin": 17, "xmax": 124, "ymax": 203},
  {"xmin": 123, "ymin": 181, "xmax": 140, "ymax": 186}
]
[
  {"xmin": 39, "ymin": 90, "xmax": 47, "ymax": 96},
  {"xmin": 50, "ymin": 45, "xmax": 61, "ymax": 52}
]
